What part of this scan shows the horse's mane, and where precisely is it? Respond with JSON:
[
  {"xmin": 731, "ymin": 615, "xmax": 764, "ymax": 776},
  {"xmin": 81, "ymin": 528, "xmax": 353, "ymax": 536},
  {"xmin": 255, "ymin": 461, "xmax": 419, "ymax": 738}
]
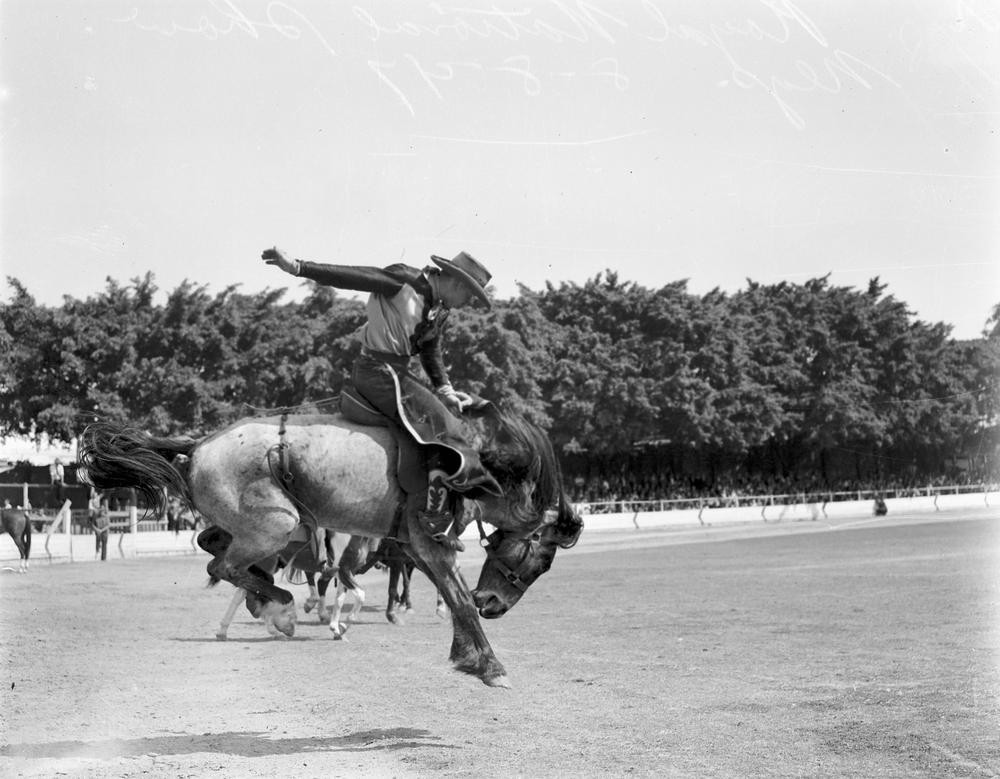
[{"xmin": 472, "ymin": 407, "xmax": 570, "ymax": 525}]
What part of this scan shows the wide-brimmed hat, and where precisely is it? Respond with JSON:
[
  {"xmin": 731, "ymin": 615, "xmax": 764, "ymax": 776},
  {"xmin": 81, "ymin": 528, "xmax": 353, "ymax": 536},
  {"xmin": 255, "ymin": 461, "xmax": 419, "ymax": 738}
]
[{"xmin": 430, "ymin": 251, "xmax": 492, "ymax": 309}]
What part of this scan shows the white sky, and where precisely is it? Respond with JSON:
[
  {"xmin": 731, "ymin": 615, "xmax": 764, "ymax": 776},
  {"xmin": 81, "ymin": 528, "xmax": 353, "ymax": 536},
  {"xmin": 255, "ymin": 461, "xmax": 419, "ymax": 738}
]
[{"xmin": 2, "ymin": 0, "xmax": 998, "ymax": 338}]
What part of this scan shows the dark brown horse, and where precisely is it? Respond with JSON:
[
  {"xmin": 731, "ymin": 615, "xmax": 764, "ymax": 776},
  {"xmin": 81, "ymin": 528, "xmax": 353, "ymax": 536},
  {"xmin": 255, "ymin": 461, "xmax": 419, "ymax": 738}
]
[
  {"xmin": 80, "ymin": 405, "xmax": 582, "ymax": 686},
  {"xmin": 361, "ymin": 537, "xmax": 448, "ymax": 624},
  {"xmin": 1, "ymin": 508, "xmax": 33, "ymax": 573}
]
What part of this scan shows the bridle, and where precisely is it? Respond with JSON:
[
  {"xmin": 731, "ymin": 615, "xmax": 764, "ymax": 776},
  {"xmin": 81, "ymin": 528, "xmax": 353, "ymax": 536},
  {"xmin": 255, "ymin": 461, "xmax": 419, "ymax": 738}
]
[
  {"xmin": 474, "ymin": 516, "xmax": 543, "ymax": 594},
  {"xmin": 474, "ymin": 490, "xmax": 582, "ymax": 593}
]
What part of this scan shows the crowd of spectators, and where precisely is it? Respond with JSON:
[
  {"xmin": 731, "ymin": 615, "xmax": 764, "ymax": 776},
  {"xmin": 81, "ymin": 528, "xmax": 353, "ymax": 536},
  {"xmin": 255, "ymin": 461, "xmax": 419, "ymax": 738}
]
[{"xmin": 567, "ymin": 464, "xmax": 997, "ymax": 512}]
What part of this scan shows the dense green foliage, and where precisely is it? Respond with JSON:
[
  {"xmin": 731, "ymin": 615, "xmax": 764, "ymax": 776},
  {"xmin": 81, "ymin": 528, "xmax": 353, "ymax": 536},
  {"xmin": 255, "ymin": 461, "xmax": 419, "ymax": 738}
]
[{"xmin": 2, "ymin": 272, "xmax": 997, "ymax": 488}]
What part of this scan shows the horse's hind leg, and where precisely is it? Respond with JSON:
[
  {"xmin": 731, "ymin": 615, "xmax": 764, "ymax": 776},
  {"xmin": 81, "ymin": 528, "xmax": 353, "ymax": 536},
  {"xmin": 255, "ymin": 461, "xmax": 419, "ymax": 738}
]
[
  {"xmin": 21, "ymin": 526, "xmax": 31, "ymax": 573},
  {"xmin": 400, "ymin": 563, "xmax": 414, "ymax": 613},
  {"xmin": 11, "ymin": 533, "xmax": 29, "ymax": 574},
  {"xmin": 386, "ymin": 563, "xmax": 403, "ymax": 625},
  {"xmin": 205, "ymin": 508, "xmax": 299, "ymax": 637}
]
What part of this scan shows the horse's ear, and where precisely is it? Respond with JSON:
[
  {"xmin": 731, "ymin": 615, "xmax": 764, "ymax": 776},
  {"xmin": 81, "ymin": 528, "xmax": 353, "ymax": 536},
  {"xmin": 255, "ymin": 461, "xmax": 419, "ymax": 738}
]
[{"xmin": 552, "ymin": 496, "xmax": 584, "ymax": 549}]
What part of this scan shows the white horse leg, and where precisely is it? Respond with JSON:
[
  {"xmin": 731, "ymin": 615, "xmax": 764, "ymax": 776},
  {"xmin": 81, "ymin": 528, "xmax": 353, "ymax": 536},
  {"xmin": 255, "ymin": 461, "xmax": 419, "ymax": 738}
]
[
  {"xmin": 347, "ymin": 585, "xmax": 365, "ymax": 623},
  {"xmin": 328, "ymin": 582, "xmax": 351, "ymax": 639},
  {"xmin": 217, "ymin": 587, "xmax": 245, "ymax": 640}
]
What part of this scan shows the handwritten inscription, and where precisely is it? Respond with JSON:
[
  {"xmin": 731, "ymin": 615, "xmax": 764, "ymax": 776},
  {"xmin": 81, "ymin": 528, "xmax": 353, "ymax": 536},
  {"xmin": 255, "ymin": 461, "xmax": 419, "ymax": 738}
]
[
  {"xmin": 113, "ymin": 0, "xmax": 338, "ymax": 55},
  {"xmin": 114, "ymin": 0, "xmax": 902, "ymax": 129}
]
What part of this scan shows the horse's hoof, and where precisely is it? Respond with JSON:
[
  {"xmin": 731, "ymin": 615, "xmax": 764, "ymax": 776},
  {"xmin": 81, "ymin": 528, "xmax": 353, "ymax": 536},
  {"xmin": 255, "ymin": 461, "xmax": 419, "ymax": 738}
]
[
  {"xmin": 215, "ymin": 633, "xmax": 227, "ymax": 641},
  {"xmin": 318, "ymin": 613, "xmax": 331, "ymax": 625},
  {"xmin": 483, "ymin": 674, "xmax": 511, "ymax": 689},
  {"xmin": 386, "ymin": 612, "xmax": 402, "ymax": 625}
]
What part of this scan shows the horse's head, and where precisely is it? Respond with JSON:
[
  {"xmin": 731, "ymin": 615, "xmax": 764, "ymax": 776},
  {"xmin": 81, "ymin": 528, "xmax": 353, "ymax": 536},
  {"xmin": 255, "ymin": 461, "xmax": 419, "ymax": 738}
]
[
  {"xmin": 463, "ymin": 401, "xmax": 583, "ymax": 618},
  {"xmin": 472, "ymin": 491, "xmax": 582, "ymax": 618}
]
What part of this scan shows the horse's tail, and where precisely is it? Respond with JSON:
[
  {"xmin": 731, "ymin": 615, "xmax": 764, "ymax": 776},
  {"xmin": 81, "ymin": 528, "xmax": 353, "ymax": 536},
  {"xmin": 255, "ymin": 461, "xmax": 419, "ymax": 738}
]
[{"xmin": 79, "ymin": 421, "xmax": 198, "ymax": 515}]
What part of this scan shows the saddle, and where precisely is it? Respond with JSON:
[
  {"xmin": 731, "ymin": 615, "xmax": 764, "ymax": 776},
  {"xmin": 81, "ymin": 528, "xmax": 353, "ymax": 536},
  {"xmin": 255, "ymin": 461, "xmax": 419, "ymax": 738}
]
[
  {"xmin": 340, "ymin": 383, "xmax": 501, "ymax": 499},
  {"xmin": 340, "ymin": 382, "xmax": 502, "ymax": 547}
]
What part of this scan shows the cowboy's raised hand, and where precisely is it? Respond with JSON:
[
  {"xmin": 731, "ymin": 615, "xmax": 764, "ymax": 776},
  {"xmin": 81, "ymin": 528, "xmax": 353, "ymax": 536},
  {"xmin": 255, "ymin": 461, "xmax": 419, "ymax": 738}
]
[{"xmin": 262, "ymin": 247, "xmax": 297, "ymax": 275}]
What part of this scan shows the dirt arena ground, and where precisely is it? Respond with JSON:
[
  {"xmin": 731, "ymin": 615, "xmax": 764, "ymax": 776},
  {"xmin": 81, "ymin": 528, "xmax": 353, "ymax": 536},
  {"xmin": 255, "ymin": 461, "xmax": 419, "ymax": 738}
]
[{"xmin": 1, "ymin": 508, "xmax": 998, "ymax": 778}]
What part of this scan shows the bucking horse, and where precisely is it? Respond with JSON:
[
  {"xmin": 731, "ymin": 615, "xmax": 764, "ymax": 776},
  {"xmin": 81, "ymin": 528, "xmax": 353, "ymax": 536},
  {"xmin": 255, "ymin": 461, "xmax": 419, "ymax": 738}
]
[{"xmin": 78, "ymin": 396, "xmax": 582, "ymax": 687}]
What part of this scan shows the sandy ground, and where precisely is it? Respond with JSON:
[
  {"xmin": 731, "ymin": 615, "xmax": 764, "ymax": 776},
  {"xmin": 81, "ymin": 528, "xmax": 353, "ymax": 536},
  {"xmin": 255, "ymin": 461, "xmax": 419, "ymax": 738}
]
[{"xmin": 1, "ymin": 508, "xmax": 998, "ymax": 778}]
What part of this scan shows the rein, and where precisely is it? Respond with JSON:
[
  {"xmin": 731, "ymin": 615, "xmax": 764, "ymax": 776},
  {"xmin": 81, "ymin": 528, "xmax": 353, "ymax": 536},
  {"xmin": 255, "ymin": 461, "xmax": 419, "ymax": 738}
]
[{"xmin": 475, "ymin": 516, "xmax": 540, "ymax": 594}]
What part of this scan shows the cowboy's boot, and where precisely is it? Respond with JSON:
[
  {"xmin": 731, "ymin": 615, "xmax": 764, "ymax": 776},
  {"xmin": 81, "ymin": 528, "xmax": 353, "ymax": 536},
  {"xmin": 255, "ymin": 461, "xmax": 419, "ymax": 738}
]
[{"xmin": 417, "ymin": 471, "xmax": 465, "ymax": 552}]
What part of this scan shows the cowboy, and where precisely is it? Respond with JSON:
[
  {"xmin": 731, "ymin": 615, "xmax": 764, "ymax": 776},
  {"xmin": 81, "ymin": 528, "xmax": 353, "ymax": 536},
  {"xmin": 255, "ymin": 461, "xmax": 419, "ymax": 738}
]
[{"xmin": 262, "ymin": 246, "xmax": 501, "ymax": 549}]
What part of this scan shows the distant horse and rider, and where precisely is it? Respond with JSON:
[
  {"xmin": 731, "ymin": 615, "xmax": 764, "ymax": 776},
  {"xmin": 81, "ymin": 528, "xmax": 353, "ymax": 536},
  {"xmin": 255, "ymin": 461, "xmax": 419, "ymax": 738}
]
[{"xmin": 1, "ymin": 501, "xmax": 33, "ymax": 573}]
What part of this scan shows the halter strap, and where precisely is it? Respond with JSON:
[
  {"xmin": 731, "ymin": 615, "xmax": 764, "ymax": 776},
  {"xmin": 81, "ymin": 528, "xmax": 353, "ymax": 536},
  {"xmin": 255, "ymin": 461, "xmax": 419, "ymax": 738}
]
[{"xmin": 475, "ymin": 517, "xmax": 539, "ymax": 594}]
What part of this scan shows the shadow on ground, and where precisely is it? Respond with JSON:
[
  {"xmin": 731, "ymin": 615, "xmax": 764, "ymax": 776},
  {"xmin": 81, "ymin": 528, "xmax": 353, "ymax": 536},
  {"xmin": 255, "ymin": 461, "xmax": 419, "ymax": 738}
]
[{"xmin": 1, "ymin": 728, "xmax": 455, "ymax": 759}]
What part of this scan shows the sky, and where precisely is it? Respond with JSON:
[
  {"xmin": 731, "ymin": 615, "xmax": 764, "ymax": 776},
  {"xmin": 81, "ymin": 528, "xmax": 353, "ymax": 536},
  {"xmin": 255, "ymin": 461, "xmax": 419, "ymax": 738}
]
[{"xmin": 2, "ymin": 0, "xmax": 998, "ymax": 339}]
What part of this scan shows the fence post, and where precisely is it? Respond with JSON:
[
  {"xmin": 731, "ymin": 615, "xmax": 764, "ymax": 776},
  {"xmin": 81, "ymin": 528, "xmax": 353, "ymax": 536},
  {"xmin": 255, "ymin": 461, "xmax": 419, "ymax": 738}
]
[
  {"xmin": 60, "ymin": 499, "xmax": 73, "ymax": 562},
  {"xmin": 22, "ymin": 482, "xmax": 29, "ymax": 508}
]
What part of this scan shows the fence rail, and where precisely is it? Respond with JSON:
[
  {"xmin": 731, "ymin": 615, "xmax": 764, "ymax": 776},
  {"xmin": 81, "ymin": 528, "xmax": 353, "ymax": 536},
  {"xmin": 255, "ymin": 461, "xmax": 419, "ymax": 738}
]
[{"xmin": 574, "ymin": 483, "xmax": 997, "ymax": 515}]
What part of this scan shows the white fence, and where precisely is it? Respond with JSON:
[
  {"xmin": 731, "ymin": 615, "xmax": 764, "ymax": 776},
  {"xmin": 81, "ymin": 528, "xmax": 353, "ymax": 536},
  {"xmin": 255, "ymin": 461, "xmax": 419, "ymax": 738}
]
[
  {"xmin": 3, "ymin": 484, "xmax": 997, "ymax": 565},
  {"xmin": 575, "ymin": 484, "xmax": 997, "ymax": 532}
]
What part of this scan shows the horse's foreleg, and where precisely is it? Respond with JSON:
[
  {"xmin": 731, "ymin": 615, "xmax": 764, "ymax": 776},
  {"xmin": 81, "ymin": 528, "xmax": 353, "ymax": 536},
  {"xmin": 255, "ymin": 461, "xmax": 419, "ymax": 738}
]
[
  {"xmin": 303, "ymin": 571, "xmax": 319, "ymax": 614},
  {"xmin": 405, "ymin": 515, "xmax": 509, "ymax": 687},
  {"xmin": 216, "ymin": 587, "xmax": 245, "ymax": 640},
  {"xmin": 386, "ymin": 564, "xmax": 403, "ymax": 625},
  {"xmin": 316, "ymin": 569, "xmax": 335, "ymax": 624},
  {"xmin": 401, "ymin": 563, "xmax": 414, "ymax": 612}
]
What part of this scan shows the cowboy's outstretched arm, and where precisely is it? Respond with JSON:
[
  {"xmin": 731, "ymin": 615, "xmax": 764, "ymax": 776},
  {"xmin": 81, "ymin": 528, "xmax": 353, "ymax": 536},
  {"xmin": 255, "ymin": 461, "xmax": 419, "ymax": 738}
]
[{"xmin": 261, "ymin": 247, "xmax": 404, "ymax": 295}]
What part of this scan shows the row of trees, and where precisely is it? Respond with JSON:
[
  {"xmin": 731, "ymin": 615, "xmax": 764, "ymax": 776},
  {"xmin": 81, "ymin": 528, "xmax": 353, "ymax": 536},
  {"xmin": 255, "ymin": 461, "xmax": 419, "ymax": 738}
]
[{"xmin": 2, "ymin": 271, "xmax": 997, "ymax": 488}]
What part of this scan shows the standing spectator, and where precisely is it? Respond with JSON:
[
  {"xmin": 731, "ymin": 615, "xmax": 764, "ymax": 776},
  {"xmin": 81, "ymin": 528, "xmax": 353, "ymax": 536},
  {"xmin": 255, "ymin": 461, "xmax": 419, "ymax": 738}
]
[
  {"xmin": 88, "ymin": 486, "xmax": 101, "ymax": 523},
  {"xmin": 49, "ymin": 457, "xmax": 65, "ymax": 508},
  {"xmin": 90, "ymin": 491, "xmax": 110, "ymax": 561}
]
